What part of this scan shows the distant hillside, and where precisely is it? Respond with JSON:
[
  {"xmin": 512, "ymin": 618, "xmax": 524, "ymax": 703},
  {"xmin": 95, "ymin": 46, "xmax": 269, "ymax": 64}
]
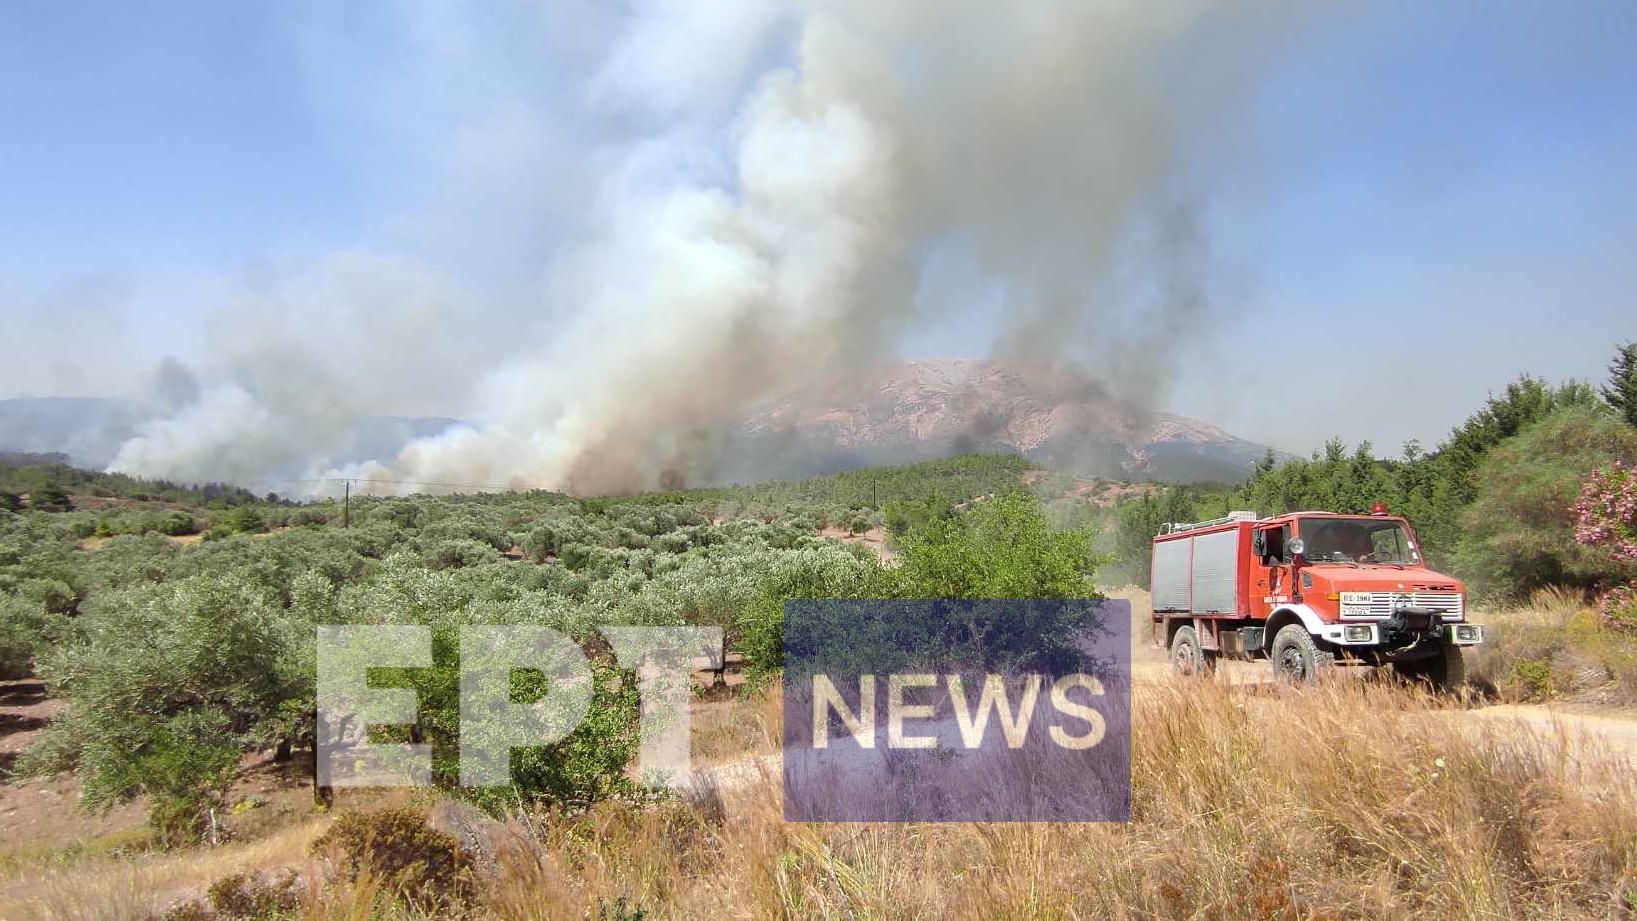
[{"xmin": 738, "ymin": 359, "xmax": 1284, "ymax": 483}]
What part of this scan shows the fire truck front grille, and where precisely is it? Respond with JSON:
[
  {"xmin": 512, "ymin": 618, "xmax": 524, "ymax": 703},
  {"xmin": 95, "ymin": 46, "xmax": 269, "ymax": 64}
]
[{"xmin": 1351, "ymin": 592, "xmax": 1464, "ymax": 620}]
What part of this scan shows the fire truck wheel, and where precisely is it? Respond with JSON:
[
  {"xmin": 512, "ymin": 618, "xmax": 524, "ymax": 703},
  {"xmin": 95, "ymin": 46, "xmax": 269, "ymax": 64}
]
[
  {"xmin": 1392, "ymin": 645, "xmax": 1466, "ymax": 693},
  {"xmin": 1169, "ymin": 626, "xmax": 1214, "ymax": 677},
  {"xmin": 1270, "ymin": 625, "xmax": 1334, "ymax": 684}
]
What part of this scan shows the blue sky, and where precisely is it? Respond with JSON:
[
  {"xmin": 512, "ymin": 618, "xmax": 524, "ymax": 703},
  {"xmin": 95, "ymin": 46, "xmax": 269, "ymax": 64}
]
[{"xmin": 2, "ymin": 1, "xmax": 1635, "ymax": 458}]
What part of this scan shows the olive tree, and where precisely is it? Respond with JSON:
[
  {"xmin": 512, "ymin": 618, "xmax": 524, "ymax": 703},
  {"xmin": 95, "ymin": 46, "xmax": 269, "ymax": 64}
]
[{"xmin": 26, "ymin": 574, "xmax": 307, "ymax": 842}]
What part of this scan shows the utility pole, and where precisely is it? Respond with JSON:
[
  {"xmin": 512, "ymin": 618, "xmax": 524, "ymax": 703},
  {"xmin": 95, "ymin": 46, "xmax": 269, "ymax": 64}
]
[
  {"xmin": 342, "ymin": 479, "xmax": 350, "ymax": 529},
  {"xmin": 872, "ymin": 474, "xmax": 878, "ymax": 510}
]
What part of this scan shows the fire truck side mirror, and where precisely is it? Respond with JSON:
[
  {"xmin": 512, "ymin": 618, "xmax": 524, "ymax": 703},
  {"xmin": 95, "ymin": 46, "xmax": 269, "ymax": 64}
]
[{"xmin": 1287, "ymin": 537, "xmax": 1306, "ymax": 558}]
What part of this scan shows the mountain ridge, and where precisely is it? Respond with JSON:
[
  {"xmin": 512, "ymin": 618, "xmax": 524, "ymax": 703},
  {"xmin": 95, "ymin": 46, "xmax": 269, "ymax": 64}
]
[{"xmin": 736, "ymin": 359, "xmax": 1282, "ymax": 484}]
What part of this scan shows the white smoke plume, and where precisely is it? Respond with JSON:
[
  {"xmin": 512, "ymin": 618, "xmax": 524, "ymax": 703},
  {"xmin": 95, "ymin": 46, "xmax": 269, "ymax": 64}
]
[{"xmin": 108, "ymin": 0, "xmax": 1326, "ymax": 495}]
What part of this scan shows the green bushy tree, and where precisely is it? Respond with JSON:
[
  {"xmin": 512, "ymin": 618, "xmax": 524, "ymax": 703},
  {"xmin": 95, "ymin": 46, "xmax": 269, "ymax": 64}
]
[
  {"xmin": 1456, "ymin": 404, "xmax": 1637, "ymax": 599},
  {"xmin": 883, "ymin": 496, "xmax": 955, "ymax": 537},
  {"xmin": 25, "ymin": 574, "xmax": 306, "ymax": 841},
  {"xmin": 220, "ymin": 505, "xmax": 267, "ymax": 534},
  {"xmin": 892, "ymin": 493, "xmax": 1097, "ymax": 601}
]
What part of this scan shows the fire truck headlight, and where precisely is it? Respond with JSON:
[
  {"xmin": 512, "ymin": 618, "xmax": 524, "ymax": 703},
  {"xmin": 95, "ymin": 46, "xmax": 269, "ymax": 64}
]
[
  {"xmin": 1344, "ymin": 625, "xmax": 1374, "ymax": 643},
  {"xmin": 1454, "ymin": 625, "xmax": 1481, "ymax": 643}
]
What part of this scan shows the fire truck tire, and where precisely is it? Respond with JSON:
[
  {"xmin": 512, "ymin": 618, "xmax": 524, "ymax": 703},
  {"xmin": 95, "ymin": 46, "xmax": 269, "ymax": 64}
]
[
  {"xmin": 1269, "ymin": 625, "xmax": 1334, "ymax": 684},
  {"xmin": 1392, "ymin": 645, "xmax": 1466, "ymax": 693},
  {"xmin": 1169, "ymin": 626, "xmax": 1214, "ymax": 677}
]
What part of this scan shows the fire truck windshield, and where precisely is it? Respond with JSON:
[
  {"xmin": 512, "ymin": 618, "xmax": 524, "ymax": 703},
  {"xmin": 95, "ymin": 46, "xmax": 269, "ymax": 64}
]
[{"xmin": 1297, "ymin": 517, "xmax": 1420, "ymax": 565}]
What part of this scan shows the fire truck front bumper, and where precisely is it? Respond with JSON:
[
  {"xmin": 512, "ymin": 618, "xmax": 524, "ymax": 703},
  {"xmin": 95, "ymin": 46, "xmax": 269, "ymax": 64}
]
[{"xmin": 1316, "ymin": 620, "xmax": 1483, "ymax": 648}]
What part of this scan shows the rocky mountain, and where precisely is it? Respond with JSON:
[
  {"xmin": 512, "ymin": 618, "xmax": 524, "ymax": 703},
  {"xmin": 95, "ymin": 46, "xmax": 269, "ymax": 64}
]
[{"xmin": 737, "ymin": 360, "xmax": 1282, "ymax": 483}]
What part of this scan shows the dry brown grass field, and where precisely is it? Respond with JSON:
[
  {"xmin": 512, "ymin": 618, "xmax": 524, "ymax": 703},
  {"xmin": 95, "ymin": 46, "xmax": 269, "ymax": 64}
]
[{"xmin": 5, "ymin": 590, "xmax": 1637, "ymax": 920}]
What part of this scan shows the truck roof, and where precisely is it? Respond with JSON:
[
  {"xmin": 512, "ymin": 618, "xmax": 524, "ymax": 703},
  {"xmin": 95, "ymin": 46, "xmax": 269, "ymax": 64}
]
[{"xmin": 1156, "ymin": 510, "xmax": 1409, "ymax": 540}]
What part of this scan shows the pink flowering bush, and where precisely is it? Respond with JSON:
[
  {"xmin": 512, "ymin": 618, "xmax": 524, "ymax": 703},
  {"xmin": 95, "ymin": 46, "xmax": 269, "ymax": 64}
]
[
  {"xmin": 1574, "ymin": 461, "xmax": 1637, "ymax": 562},
  {"xmin": 1576, "ymin": 462, "xmax": 1637, "ymax": 633},
  {"xmin": 1600, "ymin": 584, "xmax": 1637, "ymax": 634}
]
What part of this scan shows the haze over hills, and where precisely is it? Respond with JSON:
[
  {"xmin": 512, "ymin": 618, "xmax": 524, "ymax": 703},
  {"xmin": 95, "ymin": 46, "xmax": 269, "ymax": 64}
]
[
  {"xmin": 0, "ymin": 360, "xmax": 1284, "ymax": 489},
  {"xmin": 0, "ymin": 398, "xmax": 464, "ymax": 485}
]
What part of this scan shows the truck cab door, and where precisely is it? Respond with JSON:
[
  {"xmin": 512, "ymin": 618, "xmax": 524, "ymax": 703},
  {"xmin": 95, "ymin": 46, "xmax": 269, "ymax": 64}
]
[{"xmin": 1252, "ymin": 525, "xmax": 1290, "ymax": 614}]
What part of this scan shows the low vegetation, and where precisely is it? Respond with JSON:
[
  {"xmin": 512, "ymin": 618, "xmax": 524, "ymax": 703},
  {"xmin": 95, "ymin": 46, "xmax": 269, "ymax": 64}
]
[{"xmin": 0, "ymin": 454, "xmax": 1095, "ymax": 845}]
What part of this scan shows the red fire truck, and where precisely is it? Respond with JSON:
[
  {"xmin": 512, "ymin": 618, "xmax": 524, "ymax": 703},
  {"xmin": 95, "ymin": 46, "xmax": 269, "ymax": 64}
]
[{"xmin": 1150, "ymin": 507, "xmax": 1483, "ymax": 689}]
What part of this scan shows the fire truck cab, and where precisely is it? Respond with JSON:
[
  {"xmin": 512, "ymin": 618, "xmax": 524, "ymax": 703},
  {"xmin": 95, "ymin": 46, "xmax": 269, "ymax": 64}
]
[{"xmin": 1150, "ymin": 508, "xmax": 1483, "ymax": 689}]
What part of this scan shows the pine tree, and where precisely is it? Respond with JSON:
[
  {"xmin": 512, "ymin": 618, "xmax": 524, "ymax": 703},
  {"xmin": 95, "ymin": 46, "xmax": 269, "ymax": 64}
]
[{"xmin": 1603, "ymin": 340, "xmax": 1637, "ymax": 428}]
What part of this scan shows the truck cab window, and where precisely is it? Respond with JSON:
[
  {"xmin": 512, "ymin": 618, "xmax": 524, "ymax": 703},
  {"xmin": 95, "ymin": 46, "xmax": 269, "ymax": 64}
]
[
  {"xmin": 1259, "ymin": 527, "xmax": 1287, "ymax": 564},
  {"xmin": 1298, "ymin": 517, "xmax": 1418, "ymax": 564}
]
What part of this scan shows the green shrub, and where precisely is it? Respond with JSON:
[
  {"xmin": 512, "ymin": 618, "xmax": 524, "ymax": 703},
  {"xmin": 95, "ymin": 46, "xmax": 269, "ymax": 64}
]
[
  {"xmin": 521, "ymin": 522, "xmax": 564, "ymax": 561},
  {"xmin": 424, "ymin": 538, "xmax": 503, "ymax": 570},
  {"xmin": 418, "ymin": 516, "xmax": 509, "ymax": 552},
  {"xmin": 1511, "ymin": 659, "xmax": 1556, "ymax": 700},
  {"xmin": 22, "ymin": 577, "xmax": 77, "ymax": 615},
  {"xmin": 559, "ymin": 543, "xmax": 594, "ymax": 571},
  {"xmin": 94, "ymin": 510, "xmax": 199, "ymax": 538},
  {"xmin": 290, "ymin": 507, "xmax": 329, "ymax": 527},
  {"xmin": 154, "ymin": 511, "xmax": 200, "ymax": 536},
  {"xmin": 0, "ymin": 593, "xmax": 43, "ymax": 679},
  {"xmin": 28, "ymin": 482, "xmax": 73, "ymax": 512},
  {"xmin": 475, "ymin": 661, "xmax": 644, "ymax": 808},
  {"xmin": 221, "ymin": 506, "xmax": 268, "ymax": 534}
]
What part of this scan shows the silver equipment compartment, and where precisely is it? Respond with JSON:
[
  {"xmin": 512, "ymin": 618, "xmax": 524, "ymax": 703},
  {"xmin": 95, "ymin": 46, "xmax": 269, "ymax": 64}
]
[
  {"xmin": 1151, "ymin": 527, "xmax": 1243, "ymax": 616},
  {"xmin": 1151, "ymin": 537, "xmax": 1192, "ymax": 613}
]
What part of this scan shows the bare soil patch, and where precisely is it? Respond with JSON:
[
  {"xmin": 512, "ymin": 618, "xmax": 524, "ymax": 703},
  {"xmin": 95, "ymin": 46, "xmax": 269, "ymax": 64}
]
[{"xmin": 818, "ymin": 525, "xmax": 896, "ymax": 562}]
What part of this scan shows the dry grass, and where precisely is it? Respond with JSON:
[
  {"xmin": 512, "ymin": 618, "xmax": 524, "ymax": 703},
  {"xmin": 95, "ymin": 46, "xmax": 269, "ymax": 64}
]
[
  {"xmin": 3, "ymin": 820, "xmax": 331, "ymax": 920},
  {"xmin": 465, "ymin": 681, "xmax": 1637, "ymax": 919},
  {"xmin": 690, "ymin": 683, "xmax": 784, "ymax": 766},
  {"xmin": 1470, "ymin": 587, "xmax": 1637, "ymax": 704},
  {"xmin": 78, "ymin": 533, "xmax": 203, "ymax": 552},
  {"xmin": 12, "ymin": 680, "xmax": 1637, "ymax": 919}
]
